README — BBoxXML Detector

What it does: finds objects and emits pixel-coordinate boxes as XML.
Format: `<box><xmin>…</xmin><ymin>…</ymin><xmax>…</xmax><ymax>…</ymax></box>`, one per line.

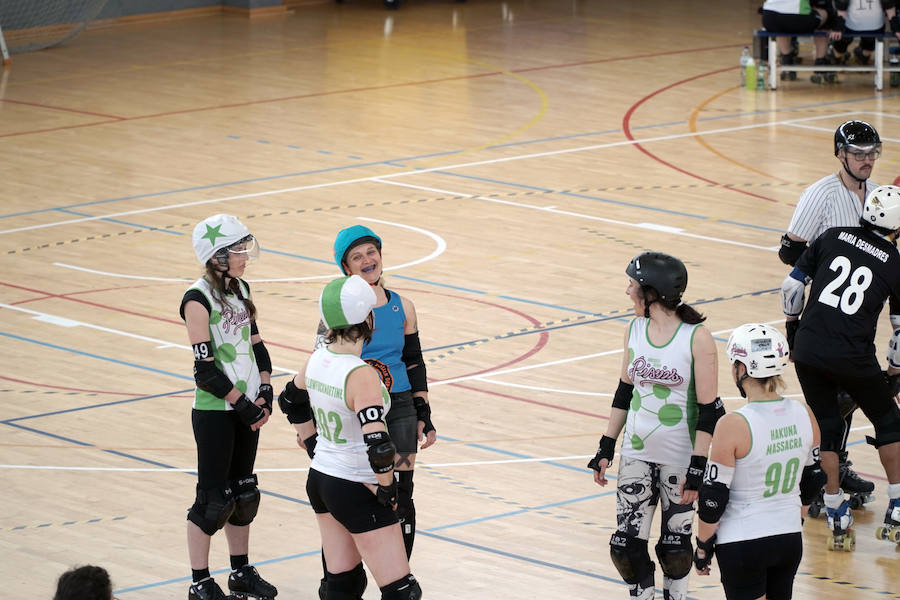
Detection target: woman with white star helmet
<box><xmin>278</xmin><ymin>275</ymin><xmax>422</xmax><ymax>600</ymax></box>
<box><xmin>181</xmin><ymin>213</ymin><xmax>277</xmax><ymax>600</ymax></box>
<box><xmin>587</xmin><ymin>250</ymin><xmax>721</xmax><ymax>600</ymax></box>
<box><xmin>693</xmin><ymin>323</ymin><xmax>821</xmax><ymax>599</ymax></box>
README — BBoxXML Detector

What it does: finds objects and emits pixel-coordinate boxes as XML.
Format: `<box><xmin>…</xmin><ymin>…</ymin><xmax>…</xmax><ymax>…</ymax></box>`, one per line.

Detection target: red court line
<box><xmin>621</xmin><ymin>67</ymin><xmax>779</xmax><ymax>204</ymax></box>
<box><xmin>1</xmin><ymin>43</ymin><xmax>744</xmax><ymax>140</ymax></box>
<box><xmin>0</xmin><ymin>375</ymin><xmax>141</xmax><ymax>396</ymax></box>
<box><xmin>0</xmin><ymin>99</ymin><xmax>125</xmax><ymax>120</ymax></box>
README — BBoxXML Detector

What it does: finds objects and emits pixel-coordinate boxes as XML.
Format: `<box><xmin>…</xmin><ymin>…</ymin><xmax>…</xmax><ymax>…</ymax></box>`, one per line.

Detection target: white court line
<box><xmin>472</xmin><ymin>378</ymin><xmax>609</xmax><ymax>396</ymax></box>
<box><xmin>0</xmin><ymin>302</ymin><xmax>297</xmax><ymax>372</ymax></box>
<box><xmin>53</xmin><ymin>217</ymin><xmax>446</xmax><ymax>283</ymax></box>
<box><xmin>0</xmin><ymin>110</ymin><xmax>867</xmax><ymax>236</ymax></box>
<box><xmin>783</xmin><ymin>122</ymin><xmax>900</xmax><ymax>143</ymax></box>
<box><xmin>377</xmin><ymin>179</ymin><xmax>775</xmax><ymax>251</ymax></box>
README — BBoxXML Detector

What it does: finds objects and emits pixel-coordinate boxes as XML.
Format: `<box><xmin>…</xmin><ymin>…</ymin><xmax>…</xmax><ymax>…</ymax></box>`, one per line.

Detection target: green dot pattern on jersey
<box><xmin>235</xmin><ymin>380</ymin><xmax>248</xmax><ymax>394</ymax></box>
<box><xmin>631</xmin><ymin>434</ymin><xmax>644</xmax><ymax>450</ymax></box>
<box><xmin>631</xmin><ymin>388</ymin><xmax>642</xmax><ymax>411</ymax></box>
<box><xmin>658</xmin><ymin>402</ymin><xmax>683</xmax><ymax>426</ymax></box>
<box><xmin>652</xmin><ymin>384</ymin><xmax>671</xmax><ymax>399</ymax></box>
<box><xmin>210</xmin><ymin>310</ymin><xmax>223</xmax><ymax>325</ymax></box>
<box><xmin>218</xmin><ymin>343</ymin><xmax>238</xmax><ymax>363</ymax></box>
<box><xmin>241</xmin><ymin>325</ymin><xmax>250</xmax><ymax>341</ymax></box>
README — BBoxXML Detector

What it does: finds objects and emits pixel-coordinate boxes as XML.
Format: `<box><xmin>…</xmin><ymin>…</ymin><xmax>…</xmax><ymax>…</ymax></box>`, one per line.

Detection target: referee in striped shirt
<box><xmin>778</xmin><ymin>119</ymin><xmax>883</xmax><ymax>505</ymax></box>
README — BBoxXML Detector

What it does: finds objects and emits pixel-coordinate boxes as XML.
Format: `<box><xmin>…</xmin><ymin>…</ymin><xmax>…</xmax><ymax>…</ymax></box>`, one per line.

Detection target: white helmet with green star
<box><xmin>192</xmin><ymin>214</ymin><xmax>256</xmax><ymax>264</ymax></box>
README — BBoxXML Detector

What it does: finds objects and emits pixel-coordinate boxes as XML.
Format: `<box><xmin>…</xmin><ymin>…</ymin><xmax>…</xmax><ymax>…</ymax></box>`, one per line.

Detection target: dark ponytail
<box><xmin>203</xmin><ymin>262</ymin><xmax>257</xmax><ymax>321</ymax></box>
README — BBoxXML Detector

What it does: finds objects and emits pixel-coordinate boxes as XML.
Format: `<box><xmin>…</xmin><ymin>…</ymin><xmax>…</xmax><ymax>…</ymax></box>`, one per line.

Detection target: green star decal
<box><xmin>202</xmin><ymin>224</ymin><xmax>226</xmax><ymax>246</ymax></box>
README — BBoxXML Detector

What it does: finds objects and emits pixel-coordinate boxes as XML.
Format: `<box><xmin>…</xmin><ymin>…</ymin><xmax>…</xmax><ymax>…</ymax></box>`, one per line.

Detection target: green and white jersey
<box><xmin>621</xmin><ymin>317</ymin><xmax>700</xmax><ymax>468</ymax></box>
<box><xmin>762</xmin><ymin>0</ymin><xmax>813</xmax><ymax>15</ymax></box>
<box><xmin>187</xmin><ymin>277</ymin><xmax>261</xmax><ymax>411</ymax></box>
<box><xmin>306</xmin><ymin>347</ymin><xmax>391</xmax><ymax>483</ymax></box>
<box><xmin>716</xmin><ymin>398</ymin><xmax>813</xmax><ymax>544</ymax></box>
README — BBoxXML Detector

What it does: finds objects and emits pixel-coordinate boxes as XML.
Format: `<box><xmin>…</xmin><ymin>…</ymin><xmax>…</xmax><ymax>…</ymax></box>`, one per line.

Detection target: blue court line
<box><xmin>0</xmin><ymin>331</ymin><xmax>192</xmax><ymax>381</ymax></box>
<box><xmin>3</xmin><ymin>97</ymin><xmax>892</xmax><ymax>221</ymax></box>
<box><xmin>1</xmin><ymin>389</ymin><xmax>193</xmax><ymax>423</ymax></box>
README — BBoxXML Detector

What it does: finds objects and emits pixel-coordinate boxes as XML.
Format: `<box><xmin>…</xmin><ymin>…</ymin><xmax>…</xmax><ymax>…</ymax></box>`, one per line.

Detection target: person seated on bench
<box><xmin>830</xmin><ymin>0</ymin><xmax>899</xmax><ymax>67</ymax></box>
<box><xmin>761</xmin><ymin>0</ymin><xmax>833</xmax><ymax>79</ymax></box>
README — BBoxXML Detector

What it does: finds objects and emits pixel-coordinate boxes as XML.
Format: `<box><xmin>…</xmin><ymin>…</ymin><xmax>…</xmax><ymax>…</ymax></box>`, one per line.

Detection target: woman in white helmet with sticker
<box><xmin>693</xmin><ymin>323</ymin><xmax>821</xmax><ymax>598</ymax></box>
<box><xmin>181</xmin><ymin>214</ymin><xmax>277</xmax><ymax>600</ymax></box>
<box><xmin>278</xmin><ymin>275</ymin><xmax>422</xmax><ymax>600</ymax></box>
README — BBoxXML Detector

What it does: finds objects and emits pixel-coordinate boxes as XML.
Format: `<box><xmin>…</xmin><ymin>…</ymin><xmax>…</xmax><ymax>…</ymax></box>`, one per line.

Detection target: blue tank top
<box><xmin>362</xmin><ymin>289</ymin><xmax>410</xmax><ymax>393</ymax></box>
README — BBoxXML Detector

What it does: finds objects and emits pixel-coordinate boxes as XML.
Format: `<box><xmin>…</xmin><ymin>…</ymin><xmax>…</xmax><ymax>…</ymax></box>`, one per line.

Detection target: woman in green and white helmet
<box><xmin>181</xmin><ymin>214</ymin><xmax>277</xmax><ymax>600</ymax></box>
<box><xmin>278</xmin><ymin>275</ymin><xmax>422</xmax><ymax>600</ymax></box>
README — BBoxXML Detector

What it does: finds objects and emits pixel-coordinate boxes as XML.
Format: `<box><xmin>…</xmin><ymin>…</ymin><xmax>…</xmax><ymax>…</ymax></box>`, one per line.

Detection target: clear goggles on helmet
<box><xmin>844</xmin><ymin>142</ymin><xmax>882</xmax><ymax>161</ymax></box>
<box><xmin>215</xmin><ymin>235</ymin><xmax>259</xmax><ymax>261</ymax></box>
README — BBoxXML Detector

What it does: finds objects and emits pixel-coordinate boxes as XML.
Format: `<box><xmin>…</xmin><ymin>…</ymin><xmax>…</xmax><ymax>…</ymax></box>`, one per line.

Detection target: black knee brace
<box><xmin>655</xmin><ymin>533</ymin><xmax>693</xmax><ymax>579</ymax></box>
<box><xmin>325</xmin><ymin>562</ymin><xmax>367</xmax><ymax>600</ymax></box>
<box><xmin>229</xmin><ymin>474</ymin><xmax>260</xmax><ymax>526</ymax></box>
<box><xmin>817</xmin><ymin>415</ymin><xmax>845</xmax><ymax>453</ymax></box>
<box><xmin>187</xmin><ymin>485</ymin><xmax>235</xmax><ymax>536</ymax></box>
<box><xmin>396</xmin><ymin>471</ymin><xmax>415</xmax><ymax>558</ymax></box>
<box><xmin>872</xmin><ymin>404</ymin><xmax>900</xmax><ymax>448</ymax></box>
<box><xmin>609</xmin><ymin>533</ymin><xmax>655</xmax><ymax>585</ymax></box>
<box><xmin>380</xmin><ymin>574</ymin><xmax>421</xmax><ymax>600</ymax></box>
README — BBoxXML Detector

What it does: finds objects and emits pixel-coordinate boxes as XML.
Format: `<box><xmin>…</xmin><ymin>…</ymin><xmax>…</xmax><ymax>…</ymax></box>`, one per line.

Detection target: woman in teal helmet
<box><xmin>323</xmin><ymin>225</ymin><xmax>435</xmax><ymax>559</ymax></box>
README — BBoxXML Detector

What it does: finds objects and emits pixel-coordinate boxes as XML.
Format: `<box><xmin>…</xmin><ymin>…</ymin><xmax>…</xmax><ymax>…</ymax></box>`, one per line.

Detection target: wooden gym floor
<box><xmin>1</xmin><ymin>0</ymin><xmax>898</xmax><ymax>598</ymax></box>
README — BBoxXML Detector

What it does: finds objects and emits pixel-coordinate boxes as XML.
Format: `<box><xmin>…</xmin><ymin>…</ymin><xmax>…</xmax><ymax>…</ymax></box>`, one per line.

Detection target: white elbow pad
<box><xmin>888</xmin><ymin>324</ymin><xmax>900</xmax><ymax>369</ymax></box>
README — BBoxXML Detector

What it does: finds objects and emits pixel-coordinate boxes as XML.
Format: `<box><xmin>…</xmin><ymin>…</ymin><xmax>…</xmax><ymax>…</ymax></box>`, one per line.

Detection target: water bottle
<box><xmin>739</xmin><ymin>46</ymin><xmax>752</xmax><ymax>85</ymax></box>
<box><xmin>757</xmin><ymin>61</ymin><xmax>767</xmax><ymax>90</ymax></box>
<box><xmin>744</xmin><ymin>55</ymin><xmax>757</xmax><ymax>89</ymax></box>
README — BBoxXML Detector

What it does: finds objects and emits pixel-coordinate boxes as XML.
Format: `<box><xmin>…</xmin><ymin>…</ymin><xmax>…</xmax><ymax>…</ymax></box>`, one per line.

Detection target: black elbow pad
<box><xmin>193</xmin><ymin>360</ymin><xmax>234</xmax><ymax>399</ymax></box>
<box><xmin>778</xmin><ymin>234</ymin><xmax>807</xmax><ymax>267</ymax></box>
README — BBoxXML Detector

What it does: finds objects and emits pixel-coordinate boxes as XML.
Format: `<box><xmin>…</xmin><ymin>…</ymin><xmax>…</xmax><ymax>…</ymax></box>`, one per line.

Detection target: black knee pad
<box><xmin>187</xmin><ymin>485</ymin><xmax>235</xmax><ymax>536</ymax></box>
<box><xmin>609</xmin><ymin>533</ymin><xmax>655</xmax><ymax>585</ymax></box>
<box><xmin>872</xmin><ymin>404</ymin><xmax>900</xmax><ymax>448</ymax></box>
<box><xmin>325</xmin><ymin>562</ymin><xmax>367</xmax><ymax>600</ymax></box>
<box><xmin>655</xmin><ymin>533</ymin><xmax>692</xmax><ymax>579</ymax></box>
<box><xmin>229</xmin><ymin>474</ymin><xmax>260</xmax><ymax>526</ymax></box>
<box><xmin>396</xmin><ymin>471</ymin><xmax>415</xmax><ymax>557</ymax></box>
<box><xmin>817</xmin><ymin>415</ymin><xmax>845</xmax><ymax>452</ymax></box>
<box><xmin>380</xmin><ymin>574</ymin><xmax>421</xmax><ymax>600</ymax></box>
<box><xmin>837</xmin><ymin>391</ymin><xmax>857</xmax><ymax>420</ymax></box>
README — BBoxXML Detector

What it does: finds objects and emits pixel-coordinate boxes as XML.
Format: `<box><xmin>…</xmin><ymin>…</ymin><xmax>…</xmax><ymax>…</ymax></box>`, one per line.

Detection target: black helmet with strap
<box><xmin>626</xmin><ymin>252</ymin><xmax>688</xmax><ymax>316</ymax></box>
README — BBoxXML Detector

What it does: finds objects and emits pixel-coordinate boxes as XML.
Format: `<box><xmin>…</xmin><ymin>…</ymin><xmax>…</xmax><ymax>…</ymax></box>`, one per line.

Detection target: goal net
<box><xmin>0</xmin><ymin>0</ymin><xmax>110</xmax><ymax>58</ymax></box>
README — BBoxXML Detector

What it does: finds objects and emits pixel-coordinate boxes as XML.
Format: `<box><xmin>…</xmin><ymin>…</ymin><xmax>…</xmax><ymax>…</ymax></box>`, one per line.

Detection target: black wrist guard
<box><xmin>376</xmin><ymin>480</ymin><xmax>398</xmax><ymax>508</ymax></box>
<box><xmin>684</xmin><ymin>455</ymin><xmax>707</xmax><ymax>492</ymax></box>
<box><xmin>233</xmin><ymin>394</ymin><xmax>266</xmax><ymax>427</ymax></box>
<box><xmin>303</xmin><ymin>433</ymin><xmax>318</xmax><ymax>459</ymax></box>
<box><xmin>785</xmin><ymin>319</ymin><xmax>799</xmax><ymax>351</ymax></box>
<box><xmin>693</xmin><ymin>534</ymin><xmax>716</xmax><ymax>571</ymax></box>
<box><xmin>587</xmin><ymin>435</ymin><xmax>617</xmax><ymax>472</ymax></box>
<box><xmin>413</xmin><ymin>396</ymin><xmax>435</xmax><ymax>434</ymax></box>
<box><xmin>257</xmin><ymin>384</ymin><xmax>273</xmax><ymax>414</ymax></box>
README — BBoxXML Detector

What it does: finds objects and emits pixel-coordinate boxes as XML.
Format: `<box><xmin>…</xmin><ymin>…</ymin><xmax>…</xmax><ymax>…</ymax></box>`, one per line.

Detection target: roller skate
<box><xmin>228</xmin><ymin>565</ymin><xmax>277</xmax><ymax>600</ymax></box>
<box><xmin>189</xmin><ymin>578</ymin><xmax>234</xmax><ymax>600</ymax></box>
<box><xmin>780</xmin><ymin>53</ymin><xmax>797</xmax><ymax>81</ymax></box>
<box><xmin>807</xmin><ymin>489</ymin><xmax>825</xmax><ymax>518</ymax></box>
<box><xmin>810</xmin><ymin>58</ymin><xmax>837</xmax><ymax>84</ymax></box>
<box><xmin>852</xmin><ymin>45</ymin><xmax>872</xmax><ymax>66</ymax></box>
<box><xmin>839</xmin><ymin>451</ymin><xmax>875</xmax><ymax>509</ymax></box>
<box><xmin>825</xmin><ymin>499</ymin><xmax>856</xmax><ymax>551</ymax></box>
<box><xmin>875</xmin><ymin>497</ymin><xmax>900</xmax><ymax>544</ymax></box>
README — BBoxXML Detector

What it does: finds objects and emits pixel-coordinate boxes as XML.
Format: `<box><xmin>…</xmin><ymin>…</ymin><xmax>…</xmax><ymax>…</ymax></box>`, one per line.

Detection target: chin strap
<box><xmin>840</xmin><ymin>162</ymin><xmax>867</xmax><ymax>190</ymax></box>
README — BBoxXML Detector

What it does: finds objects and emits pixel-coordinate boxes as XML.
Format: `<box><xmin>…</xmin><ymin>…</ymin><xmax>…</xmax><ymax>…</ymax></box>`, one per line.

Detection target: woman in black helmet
<box><xmin>587</xmin><ymin>251</ymin><xmax>721</xmax><ymax>600</ymax></box>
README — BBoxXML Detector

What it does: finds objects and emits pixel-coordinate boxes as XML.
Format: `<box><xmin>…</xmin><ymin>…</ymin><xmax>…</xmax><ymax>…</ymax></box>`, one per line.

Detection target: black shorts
<box><xmin>192</xmin><ymin>408</ymin><xmax>259</xmax><ymax>489</ymax></box>
<box><xmin>386</xmin><ymin>390</ymin><xmax>418</xmax><ymax>454</ymax></box>
<box><xmin>716</xmin><ymin>533</ymin><xmax>802</xmax><ymax>600</ymax></box>
<box><xmin>762</xmin><ymin>10</ymin><xmax>822</xmax><ymax>34</ymax></box>
<box><xmin>794</xmin><ymin>361</ymin><xmax>895</xmax><ymax>429</ymax></box>
<box><xmin>306</xmin><ymin>468</ymin><xmax>398</xmax><ymax>534</ymax></box>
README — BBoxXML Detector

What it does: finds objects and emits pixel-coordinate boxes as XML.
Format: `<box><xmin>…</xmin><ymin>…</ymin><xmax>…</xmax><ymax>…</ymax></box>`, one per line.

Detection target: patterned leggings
<box><xmin>615</xmin><ymin>456</ymin><xmax>695</xmax><ymax>600</ymax></box>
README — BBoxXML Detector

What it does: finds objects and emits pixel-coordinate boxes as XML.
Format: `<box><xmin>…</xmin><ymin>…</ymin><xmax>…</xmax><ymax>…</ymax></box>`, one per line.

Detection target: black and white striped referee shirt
<box><xmin>787</xmin><ymin>173</ymin><xmax>879</xmax><ymax>242</ymax></box>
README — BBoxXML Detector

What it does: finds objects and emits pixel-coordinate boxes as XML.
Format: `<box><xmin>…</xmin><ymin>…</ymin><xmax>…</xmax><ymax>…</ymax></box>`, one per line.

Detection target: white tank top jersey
<box><xmin>762</xmin><ymin>0</ymin><xmax>811</xmax><ymax>14</ymax></box>
<box><xmin>715</xmin><ymin>398</ymin><xmax>814</xmax><ymax>544</ymax></box>
<box><xmin>620</xmin><ymin>317</ymin><xmax>701</xmax><ymax>469</ymax></box>
<box><xmin>306</xmin><ymin>347</ymin><xmax>391</xmax><ymax>484</ymax></box>
<box><xmin>788</xmin><ymin>174</ymin><xmax>879</xmax><ymax>243</ymax></box>
<box><xmin>188</xmin><ymin>277</ymin><xmax>261</xmax><ymax>411</ymax></box>
<box><xmin>845</xmin><ymin>1</ymin><xmax>885</xmax><ymax>31</ymax></box>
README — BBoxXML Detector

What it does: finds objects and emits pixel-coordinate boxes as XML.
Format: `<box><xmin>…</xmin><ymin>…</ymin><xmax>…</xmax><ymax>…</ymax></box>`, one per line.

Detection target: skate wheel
<box><xmin>789</xmin><ymin>71</ymin><xmax>797</xmax><ymax>81</ymax></box>
<box><xmin>826</xmin><ymin>535</ymin><xmax>836</xmax><ymax>551</ymax></box>
<box><xmin>876</xmin><ymin>525</ymin><xmax>888</xmax><ymax>540</ymax></box>
<box><xmin>849</xmin><ymin>496</ymin><xmax>862</xmax><ymax>510</ymax></box>
<box><xmin>808</xmin><ymin>504</ymin><xmax>821</xmax><ymax>518</ymax></box>
<box><xmin>890</xmin><ymin>528</ymin><xmax>900</xmax><ymax>544</ymax></box>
